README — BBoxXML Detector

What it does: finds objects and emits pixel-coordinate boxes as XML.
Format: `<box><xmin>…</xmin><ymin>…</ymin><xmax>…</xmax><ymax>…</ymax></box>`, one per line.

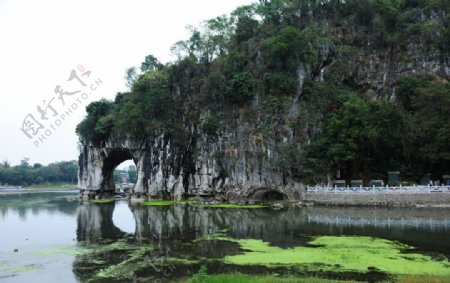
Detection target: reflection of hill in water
<box><xmin>76</xmin><ymin>202</ymin><xmax>126</xmax><ymax>242</ymax></box>
<box><xmin>75</xmin><ymin>203</ymin><xmax>450</xmax><ymax>256</ymax></box>
<box><xmin>0</xmin><ymin>191</ymin><xmax>79</xmax><ymax>219</ymax></box>
<box><xmin>73</xmin><ymin>204</ymin><xmax>450</xmax><ymax>282</ymax></box>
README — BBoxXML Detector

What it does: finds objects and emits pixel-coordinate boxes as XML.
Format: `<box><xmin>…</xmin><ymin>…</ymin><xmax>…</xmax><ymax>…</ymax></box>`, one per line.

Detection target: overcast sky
<box><xmin>0</xmin><ymin>0</ymin><xmax>254</xmax><ymax>166</ymax></box>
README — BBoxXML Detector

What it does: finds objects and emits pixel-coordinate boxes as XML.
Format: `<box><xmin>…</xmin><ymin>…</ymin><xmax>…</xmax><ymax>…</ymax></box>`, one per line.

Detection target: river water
<box><xmin>1</xmin><ymin>190</ymin><xmax>449</xmax><ymax>282</ymax></box>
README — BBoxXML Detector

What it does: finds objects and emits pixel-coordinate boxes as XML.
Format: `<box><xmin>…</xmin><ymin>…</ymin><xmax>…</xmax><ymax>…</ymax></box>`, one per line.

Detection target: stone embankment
<box><xmin>304</xmin><ymin>193</ymin><xmax>450</xmax><ymax>207</ymax></box>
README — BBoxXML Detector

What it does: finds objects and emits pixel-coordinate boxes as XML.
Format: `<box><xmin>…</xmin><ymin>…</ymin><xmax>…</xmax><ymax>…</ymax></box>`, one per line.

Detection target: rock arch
<box><xmin>78</xmin><ymin>139</ymin><xmax>151</xmax><ymax>200</ymax></box>
<box><xmin>78</xmin><ymin>136</ymin><xmax>212</xmax><ymax>201</ymax></box>
<box><xmin>101</xmin><ymin>149</ymin><xmax>135</xmax><ymax>193</ymax></box>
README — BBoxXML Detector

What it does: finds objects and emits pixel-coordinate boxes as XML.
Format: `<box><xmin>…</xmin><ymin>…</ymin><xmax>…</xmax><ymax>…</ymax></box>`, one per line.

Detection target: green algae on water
<box><xmin>143</xmin><ymin>200</ymin><xmax>192</xmax><ymax>206</ymax></box>
<box><xmin>94</xmin><ymin>246</ymin><xmax>153</xmax><ymax>280</ymax></box>
<box><xmin>163</xmin><ymin>257</ymin><xmax>199</xmax><ymax>265</ymax></box>
<box><xmin>91</xmin><ymin>199</ymin><xmax>115</xmax><ymax>204</ymax></box>
<box><xmin>85</xmin><ymin>239</ymin><xmax>199</xmax><ymax>280</ymax></box>
<box><xmin>205</xmin><ymin>236</ymin><xmax>450</xmax><ymax>276</ymax></box>
<box><xmin>89</xmin><ymin>239</ymin><xmax>132</xmax><ymax>252</ymax></box>
<box><xmin>91</xmin><ymin>247</ymin><xmax>203</xmax><ymax>280</ymax></box>
<box><xmin>0</xmin><ymin>261</ymin><xmax>42</xmax><ymax>276</ymax></box>
<box><xmin>72</xmin><ymin>239</ymin><xmax>155</xmax><ymax>281</ymax></box>
<box><xmin>195</xmin><ymin>204</ymin><xmax>268</xmax><ymax>209</ymax></box>
<box><xmin>28</xmin><ymin>241</ymin><xmax>132</xmax><ymax>258</ymax></box>
<box><xmin>30</xmin><ymin>245</ymin><xmax>87</xmax><ymax>257</ymax></box>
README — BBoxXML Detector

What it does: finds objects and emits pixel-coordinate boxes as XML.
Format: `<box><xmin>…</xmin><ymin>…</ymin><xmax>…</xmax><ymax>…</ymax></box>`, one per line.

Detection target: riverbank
<box><xmin>304</xmin><ymin>193</ymin><xmax>450</xmax><ymax>207</ymax></box>
<box><xmin>28</xmin><ymin>183</ymin><xmax>77</xmax><ymax>189</ymax></box>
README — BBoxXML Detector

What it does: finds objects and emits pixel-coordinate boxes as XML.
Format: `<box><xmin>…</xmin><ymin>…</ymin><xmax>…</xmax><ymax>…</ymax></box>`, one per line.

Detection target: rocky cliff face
<box><xmin>78</xmin><ymin>130</ymin><xmax>304</xmax><ymax>201</ymax></box>
<box><xmin>329</xmin><ymin>41</ymin><xmax>448</xmax><ymax>99</ymax></box>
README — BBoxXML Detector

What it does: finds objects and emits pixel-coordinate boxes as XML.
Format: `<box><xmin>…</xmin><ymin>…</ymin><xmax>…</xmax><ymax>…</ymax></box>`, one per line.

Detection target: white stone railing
<box><xmin>307</xmin><ymin>185</ymin><xmax>450</xmax><ymax>194</ymax></box>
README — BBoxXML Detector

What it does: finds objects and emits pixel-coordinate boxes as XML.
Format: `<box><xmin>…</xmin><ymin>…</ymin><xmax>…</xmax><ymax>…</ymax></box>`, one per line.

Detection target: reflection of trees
<box><xmin>129</xmin><ymin>205</ymin><xmax>450</xmax><ymax>252</ymax></box>
<box><xmin>129</xmin><ymin>205</ymin><xmax>307</xmax><ymax>247</ymax></box>
<box><xmin>76</xmin><ymin>202</ymin><xmax>126</xmax><ymax>242</ymax></box>
<box><xmin>0</xmin><ymin>192</ymin><xmax>79</xmax><ymax>220</ymax></box>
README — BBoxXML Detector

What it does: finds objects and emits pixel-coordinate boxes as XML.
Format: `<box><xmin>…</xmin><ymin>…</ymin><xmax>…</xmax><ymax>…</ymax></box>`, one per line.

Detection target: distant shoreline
<box><xmin>0</xmin><ymin>183</ymin><xmax>77</xmax><ymax>190</ymax></box>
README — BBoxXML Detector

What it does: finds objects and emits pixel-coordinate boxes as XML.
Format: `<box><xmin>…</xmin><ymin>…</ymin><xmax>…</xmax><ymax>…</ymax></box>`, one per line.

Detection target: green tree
<box><xmin>114</xmin><ymin>102</ymin><xmax>144</xmax><ymax>136</ymax></box>
<box><xmin>76</xmin><ymin>99</ymin><xmax>114</xmax><ymax>143</ymax></box>
<box><xmin>125</xmin><ymin>67</ymin><xmax>138</xmax><ymax>89</ymax></box>
<box><xmin>310</xmin><ymin>97</ymin><xmax>409</xmax><ymax>179</ymax></box>
<box><xmin>128</xmin><ymin>165</ymin><xmax>137</xmax><ymax>183</ymax></box>
<box><xmin>141</xmin><ymin>54</ymin><xmax>162</xmax><ymax>72</ymax></box>
<box><xmin>410</xmin><ymin>78</ymin><xmax>450</xmax><ymax>175</ymax></box>
<box><xmin>202</xmin><ymin>114</ymin><xmax>221</xmax><ymax>136</ymax></box>
<box><xmin>0</xmin><ymin>160</ymin><xmax>78</xmax><ymax>186</ymax></box>
<box><xmin>257</xmin><ymin>0</ymin><xmax>286</xmax><ymax>25</ymax></box>
<box><xmin>226</xmin><ymin>72</ymin><xmax>254</xmax><ymax>104</ymax></box>
<box><xmin>266</xmin><ymin>26</ymin><xmax>303</xmax><ymax>71</ymax></box>
<box><xmin>233</xmin><ymin>15</ymin><xmax>259</xmax><ymax>48</ymax></box>
<box><xmin>2</xmin><ymin>160</ymin><xmax>10</xmax><ymax>168</ymax></box>
<box><xmin>396</xmin><ymin>76</ymin><xmax>428</xmax><ymax>111</ymax></box>
<box><xmin>115</xmin><ymin>69</ymin><xmax>172</xmax><ymax>137</ymax></box>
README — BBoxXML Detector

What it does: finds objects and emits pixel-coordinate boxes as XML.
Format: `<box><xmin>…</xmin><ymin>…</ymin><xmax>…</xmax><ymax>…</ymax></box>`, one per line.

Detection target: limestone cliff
<box><xmin>78</xmin><ymin>131</ymin><xmax>304</xmax><ymax>201</ymax></box>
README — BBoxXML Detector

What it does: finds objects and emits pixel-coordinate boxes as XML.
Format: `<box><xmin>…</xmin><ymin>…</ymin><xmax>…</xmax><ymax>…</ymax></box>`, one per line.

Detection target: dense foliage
<box><xmin>0</xmin><ymin>159</ymin><xmax>78</xmax><ymax>187</ymax></box>
<box><xmin>76</xmin><ymin>0</ymin><xmax>449</xmax><ymax>183</ymax></box>
<box><xmin>113</xmin><ymin>165</ymin><xmax>137</xmax><ymax>184</ymax></box>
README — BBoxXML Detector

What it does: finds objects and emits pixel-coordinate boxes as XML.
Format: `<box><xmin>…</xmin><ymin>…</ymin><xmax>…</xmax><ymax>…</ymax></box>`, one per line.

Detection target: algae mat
<box><xmin>143</xmin><ymin>200</ymin><xmax>192</xmax><ymax>206</ymax></box>
<box><xmin>91</xmin><ymin>199</ymin><xmax>115</xmax><ymax>204</ymax></box>
<box><xmin>211</xmin><ymin>236</ymin><xmax>450</xmax><ymax>276</ymax></box>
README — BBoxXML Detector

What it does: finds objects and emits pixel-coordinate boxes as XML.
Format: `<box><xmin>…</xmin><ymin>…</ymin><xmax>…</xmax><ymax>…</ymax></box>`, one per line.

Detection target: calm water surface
<box><xmin>1</xmin><ymin>190</ymin><xmax>450</xmax><ymax>282</ymax></box>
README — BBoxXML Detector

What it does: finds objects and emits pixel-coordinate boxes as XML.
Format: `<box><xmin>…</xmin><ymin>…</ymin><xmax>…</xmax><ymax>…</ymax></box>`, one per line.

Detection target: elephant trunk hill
<box><xmin>76</xmin><ymin>0</ymin><xmax>450</xmax><ymax>201</ymax></box>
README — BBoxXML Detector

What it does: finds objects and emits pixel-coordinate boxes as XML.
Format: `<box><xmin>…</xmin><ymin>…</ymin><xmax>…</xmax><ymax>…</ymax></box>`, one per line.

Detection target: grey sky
<box><xmin>0</xmin><ymin>0</ymin><xmax>254</xmax><ymax>166</ymax></box>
